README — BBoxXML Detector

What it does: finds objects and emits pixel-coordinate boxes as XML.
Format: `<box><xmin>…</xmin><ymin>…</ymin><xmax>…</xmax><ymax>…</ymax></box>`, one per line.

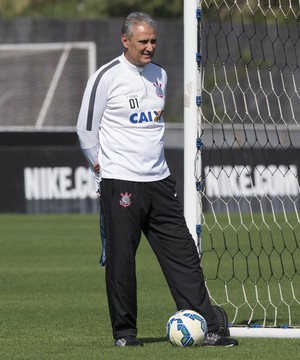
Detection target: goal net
<box><xmin>0</xmin><ymin>42</ymin><xmax>96</xmax><ymax>131</ymax></box>
<box><xmin>184</xmin><ymin>0</ymin><xmax>300</xmax><ymax>337</ymax></box>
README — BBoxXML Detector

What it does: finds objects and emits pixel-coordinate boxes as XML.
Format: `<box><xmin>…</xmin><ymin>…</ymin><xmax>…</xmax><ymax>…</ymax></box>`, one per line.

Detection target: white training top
<box><xmin>77</xmin><ymin>53</ymin><xmax>170</xmax><ymax>183</ymax></box>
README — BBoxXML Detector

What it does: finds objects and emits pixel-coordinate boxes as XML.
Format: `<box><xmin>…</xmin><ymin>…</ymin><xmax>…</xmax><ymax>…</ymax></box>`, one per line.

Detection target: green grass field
<box><xmin>1</xmin><ymin>214</ymin><xmax>300</xmax><ymax>360</ymax></box>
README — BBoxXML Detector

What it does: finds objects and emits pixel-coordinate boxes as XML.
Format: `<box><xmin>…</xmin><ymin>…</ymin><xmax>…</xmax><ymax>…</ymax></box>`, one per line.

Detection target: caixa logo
<box><xmin>129</xmin><ymin>109</ymin><xmax>163</xmax><ymax>124</ymax></box>
<box><xmin>24</xmin><ymin>167</ymin><xmax>98</xmax><ymax>200</ymax></box>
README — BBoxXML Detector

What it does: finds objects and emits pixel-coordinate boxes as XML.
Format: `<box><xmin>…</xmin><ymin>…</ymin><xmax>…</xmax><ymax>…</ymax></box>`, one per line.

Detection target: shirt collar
<box><xmin>121</xmin><ymin>53</ymin><xmax>146</xmax><ymax>73</ymax></box>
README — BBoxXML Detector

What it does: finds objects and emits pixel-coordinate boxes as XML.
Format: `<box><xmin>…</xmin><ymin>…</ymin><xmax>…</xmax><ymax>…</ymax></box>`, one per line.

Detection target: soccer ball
<box><xmin>166</xmin><ymin>309</ymin><xmax>207</xmax><ymax>347</ymax></box>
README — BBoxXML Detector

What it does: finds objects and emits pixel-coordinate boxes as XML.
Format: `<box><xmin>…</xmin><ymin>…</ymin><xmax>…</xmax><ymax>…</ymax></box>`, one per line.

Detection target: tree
<box><xmin>0</xmin><ymin>0</ymin><xmax>183</xmax><ymax>18</ymax></box>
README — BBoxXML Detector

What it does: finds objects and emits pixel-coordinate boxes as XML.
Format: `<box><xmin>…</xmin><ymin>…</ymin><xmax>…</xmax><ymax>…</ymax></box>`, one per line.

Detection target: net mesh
<box><xmin>0</xmin><ymin>43</ymin><xmax>94</xmax><ymax>130</ymax></box>
<box><xmin>198</xmin><ymin>0</ymin><xmax>300</xmax><ymax>328</ymax></box>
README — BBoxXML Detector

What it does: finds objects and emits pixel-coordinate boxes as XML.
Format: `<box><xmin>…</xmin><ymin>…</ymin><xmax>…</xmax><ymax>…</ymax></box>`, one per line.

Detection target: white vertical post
<box><xmin>88</xmin><ymin>42</ymin><xmax>97</xmax><ymax>77</ymax></box>
<box><xmin>35</xmin><ymin>44</ymin><xmax>72</xmax><ymax>128</ymax></box>
<box><xmin>184</xmin><ymin>0</ymin><xmax>199</xmax><ymax>243</ymax></box>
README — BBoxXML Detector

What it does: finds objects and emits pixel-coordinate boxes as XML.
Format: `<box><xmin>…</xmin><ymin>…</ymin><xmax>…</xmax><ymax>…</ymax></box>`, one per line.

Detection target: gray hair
<box><xmin>121</xmin><ymin>12</ymin><xmax>157</xmax><ymax>39</ymax></box>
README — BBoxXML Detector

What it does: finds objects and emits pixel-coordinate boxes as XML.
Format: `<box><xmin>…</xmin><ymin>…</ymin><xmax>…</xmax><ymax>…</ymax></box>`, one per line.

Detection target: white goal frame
<box><xmin>0</xmin><ymin>42</ymin><xmax>96</xmax><ymax>132</ymax></box>
<box><xmin>183</xmin><ymin>0</ymin><xmax>300</xmax><ymax>338</ymax></box>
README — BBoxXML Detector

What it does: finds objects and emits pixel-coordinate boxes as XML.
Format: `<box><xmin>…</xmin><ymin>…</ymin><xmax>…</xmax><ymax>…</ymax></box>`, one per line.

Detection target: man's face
<box><xmin>121</xmin><ymin>23</ymin><xmax>157</xmax><ymax>67</ymax></box>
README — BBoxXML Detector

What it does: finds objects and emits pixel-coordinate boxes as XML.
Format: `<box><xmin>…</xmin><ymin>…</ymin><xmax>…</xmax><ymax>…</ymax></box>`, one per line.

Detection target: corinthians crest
<box><xmin>119</xmin><ymin>192</ymin><xmax>132</xmax><ymax>207</ymax></box>
<box><xmin>153</xmin><ymin>81</ymin><xmax>164</xmax><ymax>98</ymax></box>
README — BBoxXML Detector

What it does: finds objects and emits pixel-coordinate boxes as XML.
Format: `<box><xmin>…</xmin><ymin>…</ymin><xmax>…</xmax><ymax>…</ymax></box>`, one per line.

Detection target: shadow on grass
<box><xmin>141</xmin><ymin>337</ymin><xmax>167</xmax><ymax>344</ymax></box>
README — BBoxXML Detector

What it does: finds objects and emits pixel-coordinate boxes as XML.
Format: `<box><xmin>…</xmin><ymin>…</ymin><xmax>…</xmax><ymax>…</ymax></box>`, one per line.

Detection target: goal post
<box><xmin>183</xmin><ymin>0</ymin><xmax>201</xmax><ymax>245</ymax></box>
<box><xmin>184</xmin><ymin>0</ymin><xmax>300</xmax><ymax>338</ymax></box>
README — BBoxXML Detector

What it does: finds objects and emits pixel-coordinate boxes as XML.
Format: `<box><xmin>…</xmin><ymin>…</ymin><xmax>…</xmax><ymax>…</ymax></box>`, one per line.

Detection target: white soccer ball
<box><xmin>166</xmin><ymin>309</ymin><xmax>207</xmax><ymax>347</ymax></box>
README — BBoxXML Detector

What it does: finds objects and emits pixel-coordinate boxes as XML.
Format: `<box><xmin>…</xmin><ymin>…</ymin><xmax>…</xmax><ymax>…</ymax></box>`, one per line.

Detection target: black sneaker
<box><xmin>114</xmin><ymin>336</ymin><xmax>144</xmax><ymax>347</ymax></box>
<box><xmin>203</xmin><ymin>331</ymin><xmax>238</xmax><ymax>347</ymax></box>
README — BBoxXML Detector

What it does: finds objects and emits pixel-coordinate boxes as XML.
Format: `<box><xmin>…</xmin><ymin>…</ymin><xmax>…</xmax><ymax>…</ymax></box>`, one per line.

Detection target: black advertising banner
<box><xmin>0</xmin><ymin>133</ymin><xmax>184</xmax><ymax>213</ymax></box>
<box><xmin>201</xmin><ymin>147</ymin><xmax>300</xmax><ymax>213</ymax></box>
<box><xmin>0</xmin><ymin>146</ymin><xmax>99</xmax><ymax>213</ymax></box>
<box><xmin>0</xmin><ymin>133</ymin><xmax>299</xmax><ymax>214</ymax></box>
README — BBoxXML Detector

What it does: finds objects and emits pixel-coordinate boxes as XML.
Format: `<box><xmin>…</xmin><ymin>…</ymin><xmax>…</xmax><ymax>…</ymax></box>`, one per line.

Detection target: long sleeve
<box><xmin>76</xmin><ymin>62</ymin><xmax>112</xmax><ymax>182</ymax></box>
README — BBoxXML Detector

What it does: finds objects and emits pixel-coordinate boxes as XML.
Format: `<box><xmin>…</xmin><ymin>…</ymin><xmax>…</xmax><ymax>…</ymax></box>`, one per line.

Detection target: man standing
<box><xmin>77</xmin><ymin>12</ymin><xmax>238</xmax><ymax>347</ymax></box>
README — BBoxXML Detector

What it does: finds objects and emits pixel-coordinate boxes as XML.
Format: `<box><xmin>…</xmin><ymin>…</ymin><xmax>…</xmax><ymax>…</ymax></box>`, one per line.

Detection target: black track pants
<box><xmin>100</xmin><ymin>176</ymin><xmax>219</xmax><ymax>339</ymax></box>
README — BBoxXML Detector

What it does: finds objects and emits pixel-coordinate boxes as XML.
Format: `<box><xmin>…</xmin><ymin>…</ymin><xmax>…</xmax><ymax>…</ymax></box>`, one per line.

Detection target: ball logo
<box><xmin>119</xmin><ymin>192</ymin><xmax>132</xmax><ymax>207</ymax></box>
